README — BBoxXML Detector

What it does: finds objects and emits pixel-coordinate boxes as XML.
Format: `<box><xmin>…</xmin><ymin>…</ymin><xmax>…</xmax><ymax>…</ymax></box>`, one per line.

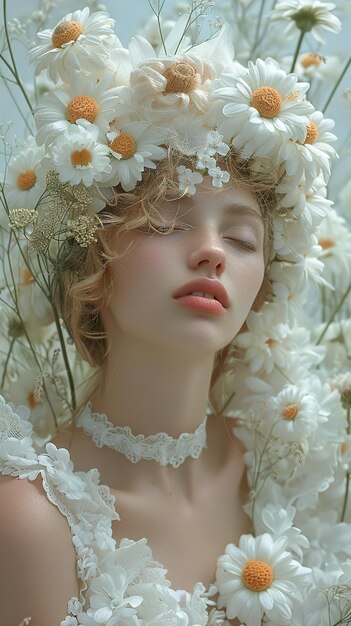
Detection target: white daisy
<box><xmin>332</xmin><ymin>372</ymin><xmax>351</xmax><ymax>410</ymax></box>
<box><xmin>6</xmin><ymin>361</ymin><xmax>62</xmax><ymax>440</ymax></box>
<box><xmin>273</xmin><ymin>213</ymin><xmax>316</xmax><ymax>261</ymax></box>
<box><xmin>34</xmin><ymin>74</ymin><xmax>121</xmax><ymax>147</ymax></box>
<box><xmin>316</xmin><ymin>207</ymin><xmax>351</xmax><ymax>291</ymax></box>
<box><xmin>212</xmin><ymin>58</ymin><xmax>313</xmax><ymax>158</ymax></box>
<box><xmin>256</xmin><ymin>504</ymin><xmax>310</xmax><ymax>560</ymax></box>
<box><xmin>5</xmin><ymin>136</ymin><xmax>46</xmax><ymax>210</ymax></box>
<box><xmin>238</xmin><ymin>307</ymin><xmax>321</xmax><ymax>373</ymax></box>
<box><xmin>126</xmin><ymin>19</ymin><xmax>235</xmax><ymax>125</ymax></box>
<box><xmin>103</xmin><ymin>121</ymin><xmax>166</xmax><ymax>192</ymax></box>
<box><xmin>7</xmin><ymin>245</ymin><xmax>54</xmax><ymax>327</ymax></box>
<box><xmin>296</xmin><ymin>52</ymin><xmax>341</xmax><ymax>84</ymax></box>
<box><xmin>274</xmin><ymin>174</ymin><xmax>331</xmax><ymax>234</ymax></box>
<box><xmin>234</xmin><ymin>309</ymin><xmax>293</xmax><ymax>374</ymax></box>
<box><xmin>303</xmin><ymin>176</ymin><xmax>333</xmax><ymax>230</ymax></box>
<box><xmin>129</xmin><ymin>50</ymin><xmax>216</xmax><ymax>123</ymax></box>
<box><xmin>48</xmin><ymin>123</ymin><xmax>111</xmax><ymax>187</ymax></box>
<box><xmin>271</xmin><ymin>0</ymin><xmax>341</xmax><ymax>44</ymax></box>
<box><xmin>268</xmin><ymin>384</ymin><xmax>320</xmax><ymax>442</ymax></box>
<box><xmin>268</xmin><ymin>261</ymin><xmax>307</xmax><ymax>322</ymax></box>
<box><xmin>29</xmin><ymin>7</ymin><xmax>116</xmax><ymax>83</ymax></box>
<box><xmin>274</xmin><ymin>110</ymin><xmax>337</xmax><ymax>187</ymax></box>
<box><xmin>216</xmin><ymin>533</ymin><xmax>311</xmax><ymax>626</ymax></box>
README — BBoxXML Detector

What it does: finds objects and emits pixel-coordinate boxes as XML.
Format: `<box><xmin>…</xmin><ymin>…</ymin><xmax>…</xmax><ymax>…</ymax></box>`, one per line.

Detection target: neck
<box><xmin>90</xmin><ymin>332</ymin><xmax>215</xmax><ymax>438</ymax></box>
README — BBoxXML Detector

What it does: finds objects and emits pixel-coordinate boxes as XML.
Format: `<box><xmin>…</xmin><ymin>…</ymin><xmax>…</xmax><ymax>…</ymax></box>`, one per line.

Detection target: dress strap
<box><xmin>0</xmin><ymin>395</ymin><xmax>118</xmax><ymax>602</ymax></box>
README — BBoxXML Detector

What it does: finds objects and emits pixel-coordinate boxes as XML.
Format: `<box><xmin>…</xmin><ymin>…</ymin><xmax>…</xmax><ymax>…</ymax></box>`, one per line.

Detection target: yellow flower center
<box><xmin>301</xmin><ymin>53</ymin><xmax>323</xmax><ymax>68</ymax></box>
<box><xmin>71</xmin><ymin>148</ymin><xmax>92</xmax><ymax>167</ymax></box>
<box><xmin>66</xmin><ymin>95</ymin><xmax>100</xmax><ymax>124</ymax></box>
<box><xmin>266</xmin><ymin>338</ymin><xmax>277</xmax><ymax>347</ymax></box>
<box><xmin>109</xmin><ymin>133</ymin><xmax>137</xmax><ymax>159</ymax></box>
<box><xmin>163</xmin><ymin>61</ymin><xmax>198</xmax><ymax>94</ymax></box>
<box><xmin>341</xmin><ymin>442</ymin><xmax>348</xmax><ymax>456</ymax></box>
<box><xmin>282</xmin><ymin>403</ymin><xmax>299</xmax><ymax>421</ymax></box>
<box><xmin>319</xmin><ymin>238</ymin><xmax>335</xmax><ymax>249</ymax></box>
<box><xmin>52</xmin><ymin>20</ymin><xmax>84</xmax><ymax>48</ymax></box>
<box><xmin>27</xmin><ymin>391</ymin><xmax>39</xmax><ymax>409</ymax></box>
<box><xmin>242</xmin><ymin>559</ymin><xmax>274</xmax><ymax>592</ymax></box>
<box><xmin>251</xmin><ymin>86</ymin><xmax>282</xmax><ymax>119</ymax></box>
<box><xmin>17</xmin><ymin>170</ymin><xmax>36</xmax><ymax>191</ymax></box>
<box><xmin>21</xmin><ymin>267</ymin><xmax>35</xmax><ymax>287</ymax></box>
<box><xmin>304</xmin><ymin>121</ymin><xmax>319</xmax><ymax>145</ymax></box>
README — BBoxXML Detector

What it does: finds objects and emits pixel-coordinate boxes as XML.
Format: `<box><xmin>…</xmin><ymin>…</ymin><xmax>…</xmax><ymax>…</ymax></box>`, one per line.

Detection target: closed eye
<box><xmin>224</xmin><ymin>238</ymin><xmax>257</xmax><ymax>252</ymax></box>
<box><xmin>154</xmin><ymin>223</ymin><xmax>190</xmax><ymax>234</ymax></box>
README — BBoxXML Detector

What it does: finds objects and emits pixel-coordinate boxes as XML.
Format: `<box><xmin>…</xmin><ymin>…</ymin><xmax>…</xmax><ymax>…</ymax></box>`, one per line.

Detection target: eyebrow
<box><xmin>224</xmin><ymin>204</ymin><xmax>264</xmax><ymax>222</ymax></box>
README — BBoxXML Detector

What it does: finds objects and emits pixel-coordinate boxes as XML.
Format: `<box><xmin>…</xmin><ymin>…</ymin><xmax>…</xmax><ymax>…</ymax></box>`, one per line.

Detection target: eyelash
<box><xmin>224</xmin><ymin>238</ymin><xmax>256</xmax><ymax>252</ymax></box>
<box><xmin>154</xmin><ymin>225</ymin><xmax>187</xmax><ymax>234</ymax></box>
<box><xmin>152</xmin><ymin>226</ymin><xmax>256</xmax><ymax>252</ymax></box>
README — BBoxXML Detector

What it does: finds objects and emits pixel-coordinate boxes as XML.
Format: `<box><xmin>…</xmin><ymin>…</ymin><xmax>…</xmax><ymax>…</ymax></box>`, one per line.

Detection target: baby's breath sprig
<box><xmin>8</xmin><ymin>207</ymin><xmax>37</xmax><ymax>230</ymax></box>
<box><xmin>147</xmin><ymin>0</ymin><xmax>217</xmax><ymax>55</ymax></box>
<box><xmin>248</xmin><ymin>417</ymin><xmax>299</xmax><ymax>531</ymax></box>
<box><xmin>174</xmin><ymin>0</ymin><xmax>217</xmax><ymax>53</ymax></box>
<box><xmin>0</xmin><ymin>231</ymin><xmax>60</xmax><ymax>423</ymax></box>
<box><xmin>325</xmin><ymin>585</ymin><xmax>351</xmax><ymax>626</ymax></box>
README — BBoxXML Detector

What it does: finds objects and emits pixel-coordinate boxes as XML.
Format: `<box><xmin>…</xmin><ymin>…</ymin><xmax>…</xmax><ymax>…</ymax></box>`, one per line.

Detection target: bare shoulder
<box><xmin>0</xmin><ymin>473</ymin><xmax>79</xmax><ymax>626</ymax></box>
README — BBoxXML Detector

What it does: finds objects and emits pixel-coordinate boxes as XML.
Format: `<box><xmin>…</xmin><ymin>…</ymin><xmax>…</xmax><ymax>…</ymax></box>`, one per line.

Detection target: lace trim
<box><xmin>76</xmin><ymin>402</ymin><xmax>208</xmax><ymax>468</ymax></box>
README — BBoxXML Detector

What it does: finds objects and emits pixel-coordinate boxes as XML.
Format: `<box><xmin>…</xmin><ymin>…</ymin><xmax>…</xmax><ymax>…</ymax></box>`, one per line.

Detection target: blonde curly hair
<box><xmin>57</xmin><ymin>149</ymin><xmax>280</xmax><ymax>413</ymax></box>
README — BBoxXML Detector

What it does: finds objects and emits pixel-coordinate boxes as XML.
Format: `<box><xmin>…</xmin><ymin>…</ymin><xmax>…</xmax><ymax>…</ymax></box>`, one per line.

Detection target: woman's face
<box><xmin>103</xmin><ymin>177</ymin><xmax>266</xmax><ymax>357</ymax></box>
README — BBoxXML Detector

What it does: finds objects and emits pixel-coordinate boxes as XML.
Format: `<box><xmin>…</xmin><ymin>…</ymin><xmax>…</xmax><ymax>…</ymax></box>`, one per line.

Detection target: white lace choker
<box><xmin>76</xmin><ymin>403</ymin><xmax>208</xmax><ymax>468</ymax></box>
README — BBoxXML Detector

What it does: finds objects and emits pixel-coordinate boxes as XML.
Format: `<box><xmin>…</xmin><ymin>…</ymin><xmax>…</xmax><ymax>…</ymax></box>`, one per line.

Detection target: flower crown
<box><xmin>6</xmin><ymin>4</ymin><xmax>337</xmax><ymax>284</ymax></box>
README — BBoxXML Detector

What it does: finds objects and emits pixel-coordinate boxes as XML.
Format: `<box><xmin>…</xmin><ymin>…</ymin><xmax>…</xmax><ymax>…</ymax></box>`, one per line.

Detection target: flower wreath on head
<box><xmin>2</xmin><ymin>1</ymin><xmax>351</xmax><ymax>625</ymax></box>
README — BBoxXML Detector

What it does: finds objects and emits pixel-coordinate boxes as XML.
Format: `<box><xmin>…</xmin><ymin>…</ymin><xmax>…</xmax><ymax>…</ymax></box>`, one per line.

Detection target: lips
<box><xmin>173</xmin><ymin>278</ymin><xmax>229</xmax><ymax>308</ymax></box>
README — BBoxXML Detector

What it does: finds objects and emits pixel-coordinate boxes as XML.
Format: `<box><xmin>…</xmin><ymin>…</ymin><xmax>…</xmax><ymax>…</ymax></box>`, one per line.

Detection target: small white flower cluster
<box><xmin>4</xmin><ymin>4</ymin><xmax>337</xmax><ymax>266</ymax></box>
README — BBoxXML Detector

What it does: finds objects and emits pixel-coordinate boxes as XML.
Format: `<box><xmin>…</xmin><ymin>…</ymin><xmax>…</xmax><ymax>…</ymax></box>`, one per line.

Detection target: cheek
<box><xmin>108</xmin><ymin>239</ymin><xmax>174</xmax><ymax>307</ymax></box>
<box><xmin>232</xmin><ymin>255</ymin><xmax>265</xmax><ymax>303</ymax></box>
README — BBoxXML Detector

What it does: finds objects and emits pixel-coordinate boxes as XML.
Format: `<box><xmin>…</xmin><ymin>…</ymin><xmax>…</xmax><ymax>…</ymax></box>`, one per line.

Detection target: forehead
<box><xmin>162</xmin><ymin>176</ymin><xmax>262</xmax><ymax>220</ymax></box>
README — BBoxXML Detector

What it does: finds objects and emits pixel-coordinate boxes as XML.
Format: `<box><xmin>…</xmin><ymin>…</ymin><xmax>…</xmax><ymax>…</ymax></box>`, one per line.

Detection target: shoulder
<box><xmin>0</xmin><ymin>472</ymin><xmax>79</xmax><ymax>626</ymax></box>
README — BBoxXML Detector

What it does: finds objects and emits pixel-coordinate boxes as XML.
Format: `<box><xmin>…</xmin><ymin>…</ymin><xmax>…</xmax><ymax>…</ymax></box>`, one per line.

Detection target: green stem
<box><xmin>220</xmin><ymin>390</ymin><xmax>236</xmax><ymax>416</ymax></box>
<box><xmin>316</xmin><ymin>282</ymin><xmax>351</xmax><ymax>345</ymax></box>
<box><xmin>4</xmin><ymin>234</ymin><xmax>58</xmax><ymax>426</ymax></box>
<box><xmin>2</xmin><ymin>73</ymin><xmax>33</xmax><ymax>133</ymax></box>
<box><xmin>2</xmin><ymin>0</ymin><xmax>34</xmax><ymax>116</ymax></box>
<box><xmin>340</xmin><ymin>472</ymin><xmax>350</xmax><ymax>523</ymax></box>
<box><xmin>290</xmin><ymin>29</ymin><xmax>305</xmax><ymax>73</ymax></box>
<box><xmin>14</xmin><ymin>238</ymin><xmax>77</xmax><ymax>415</ymax></box>
<box><xmin>322</xmin><ymin>55</ymin><xmax>351</xmax><ymax>113</ymax></box>
<box><xmin>51</xmin><ymin>301</ymin><xmax>76</xmax><ymax>412</ymax></box>
<box><xmin>340</xmin><ymin>408</ymin><xmax>351</xmax><ymax>523</ymax></box>
<box><xmin>251</xmin><ymin>0</ymin><xmax>267</xmax><ymax>56</ymax></box>
<box><xmin>1</xmin><ymin>335</ymin><xmax>16</xmax><ymax>389</ymax></box>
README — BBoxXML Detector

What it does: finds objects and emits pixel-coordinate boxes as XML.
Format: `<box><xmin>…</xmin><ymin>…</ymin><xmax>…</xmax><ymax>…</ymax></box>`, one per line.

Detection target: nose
<box><xmin>188</xmin><ymin>229</ymin><xmax>226</xmax><ymax>276</ymax></box>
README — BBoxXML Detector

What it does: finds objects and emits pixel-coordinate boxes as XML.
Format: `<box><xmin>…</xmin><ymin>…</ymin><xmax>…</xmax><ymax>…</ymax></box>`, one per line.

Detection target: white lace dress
<box><xmin>0</xmin><ymin>396</ymin><xmax>228</xmax><ymax>626</ymax></box>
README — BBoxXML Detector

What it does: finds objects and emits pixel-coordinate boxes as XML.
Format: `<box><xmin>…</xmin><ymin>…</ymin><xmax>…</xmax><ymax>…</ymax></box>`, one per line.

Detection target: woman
<box><xmin>0</xmin><ymin>5</ymin><xmax>347</xmax><ymax>626</ymax></box>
